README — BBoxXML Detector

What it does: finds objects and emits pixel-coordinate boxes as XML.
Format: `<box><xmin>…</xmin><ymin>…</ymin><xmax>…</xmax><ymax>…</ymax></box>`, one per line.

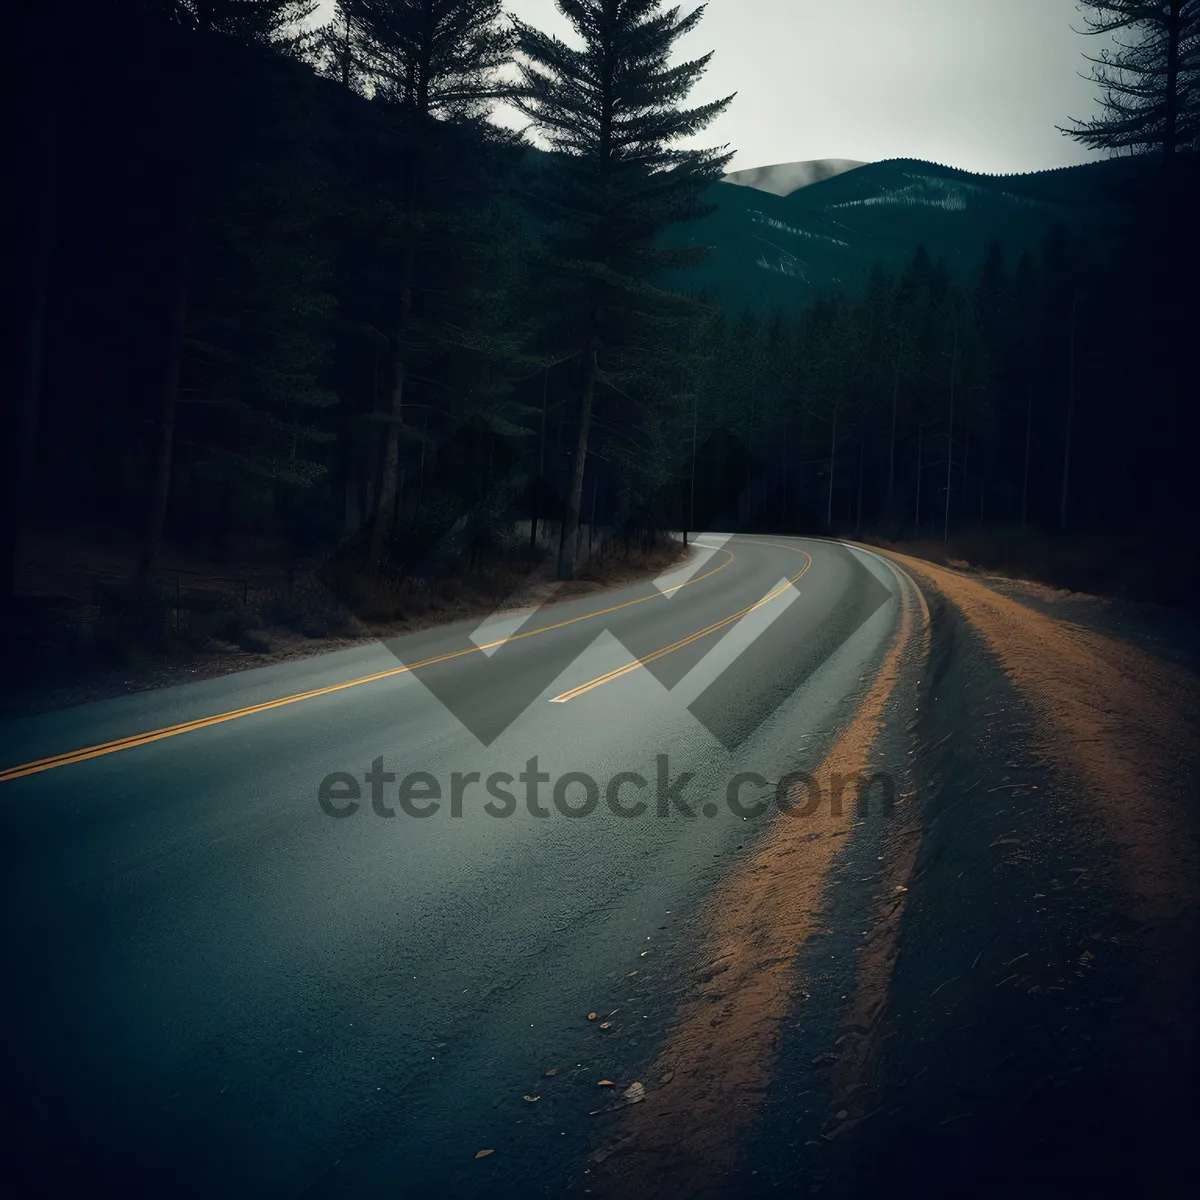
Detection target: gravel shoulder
<box><xmin>797</xmin><ymin>550</ymin><xmax>1200</xmax><ymax>1200</ymax></box>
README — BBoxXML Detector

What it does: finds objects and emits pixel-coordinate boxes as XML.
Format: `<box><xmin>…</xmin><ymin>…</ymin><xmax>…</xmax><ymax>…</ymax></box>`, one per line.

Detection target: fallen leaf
<box><xmin>597</xmin><ymin>1080</ymin><xmax>615</xmax><ymax>1087</ymax></box>
<box><xmin>623</xmin><ymin>1082</ymin><xmax>646</xmax><ymax>1104</ymax></box>
<box><xmin>475</xmin><ymin>1149</ymin><xmax>494</xmax><ymax>1159</ymax></box>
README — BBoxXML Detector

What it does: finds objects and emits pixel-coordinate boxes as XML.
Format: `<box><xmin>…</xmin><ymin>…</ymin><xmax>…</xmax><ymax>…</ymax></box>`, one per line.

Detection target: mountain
<box><xmin>662</xmin><ymin>155</ymin><xmax>1141</xmax><ymax>310</ymax></box>
<box><xmin>721</xmin><ymin>158</ymin><xmax>866</xmax><ymax>196</ymax></box>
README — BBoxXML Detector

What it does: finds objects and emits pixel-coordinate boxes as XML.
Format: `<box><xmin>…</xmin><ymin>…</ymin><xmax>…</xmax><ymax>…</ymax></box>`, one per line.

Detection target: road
<box><xmin>1</xmin><ymin>535</ymin><xmax>904</xmax><ymax>1198</ymax></box>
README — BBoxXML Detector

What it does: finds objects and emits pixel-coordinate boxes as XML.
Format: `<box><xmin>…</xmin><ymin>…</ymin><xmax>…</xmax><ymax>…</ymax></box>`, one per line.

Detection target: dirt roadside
<box><xmin>805</xmin><ymin>546</ymin><xmax>1200</xmax><ymax>1200</ymax></box>
<box><xmin>581</xmin><ymin>546</ymin><xmax>1198</xmax><ymax>1199</ymax></box>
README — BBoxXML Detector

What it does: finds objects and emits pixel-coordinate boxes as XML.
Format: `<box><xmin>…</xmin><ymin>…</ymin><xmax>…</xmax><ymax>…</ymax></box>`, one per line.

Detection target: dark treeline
<box><xmin>693</xmin><ymin>221</ymin><xmax>1188</xmax><ymax>549</ymax></box>
<box><xmin>8</xmin><ymin>0</ymin><xmax>1200</xmax><ymax>646</ymax></box>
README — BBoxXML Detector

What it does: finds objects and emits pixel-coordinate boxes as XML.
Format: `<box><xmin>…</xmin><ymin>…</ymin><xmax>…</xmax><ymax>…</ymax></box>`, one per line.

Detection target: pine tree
<box><xmin>157</xmin><ymin>1</ymin><xmax>319</xmax><ymax>50</ymax></box>
<box><xmin>1058</xmin><ymin>4</ymin><xmax>1198</xmax><ymax>523</ymax></box>
<box><xmin>344</xmin><ymin>0</ymin><xmax>512</xmax><ymax>112</ymax></box>
<box><xmin>1058</xmin><ymin>2</ymin><xmax>1199</xmax><ymax>171</ymax></box>
<box><xmin>512</xmin><ymin>0</ymin><xmax>734</xmax><ymax>578</ymax></box>
<box><xmin>339</xmin><ymin>0</ymin><xmax>515</xmax><ymax>573</ymax></box>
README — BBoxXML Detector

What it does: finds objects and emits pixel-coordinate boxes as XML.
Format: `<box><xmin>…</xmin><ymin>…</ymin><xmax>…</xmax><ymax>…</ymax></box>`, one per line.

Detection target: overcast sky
<box><xmin>316</xmin><ymin>0</ymin><xmax>1108</xmax><ymax>175</ymax></box>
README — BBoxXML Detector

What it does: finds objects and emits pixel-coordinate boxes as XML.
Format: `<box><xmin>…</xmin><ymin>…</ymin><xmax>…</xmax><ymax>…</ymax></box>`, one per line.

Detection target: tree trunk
<box><xmin>689</xmin><ymin>388</ymin><xmax>698</xmax><ymax>539</ymax></box>
<box><xmin>1162</xmin><ymin>3</ymin><xmax>1182</xmax><ymax>196</ymax></box>
<box><xmin>1059</xmin><ymin>290</ymin><xmax>1076</xmax><ymax>532</ymax></box>
<box><xmin>855</xmin><ymin>439</ymin><xmax>864</xmax><ymax>536</ymax></box>
<box><xmin>345</xmin><ymin>476</ymin><xmax>360</xmax><ymax>539</ymax></box>
<box><xmin>394</xmin><ymin>468</ymin><xmax>406</xmax><ymax>530</ymax></box>
<box><xmin>915</xmin><ymin>424</ymin><xmax>922</xmax><ymax>536</ymax></box>
<box><xmin>943</xmin><ymin>329</ymin><xmax>957</xmax><ymax>543</ymax></box>
<box><xmin>978</xmin><ymin>427</ymin><xmax>987</xmax><ymax>524</ymax></box>
<box><xmin>531</xmin><ymin>366</ymin><xmax>548</xmax><ymax>557</ymax></box>
<box><xmin>557</xmin><ymin>340</ymin><xmax>598</xmax><ymax>580</ymax></box>
<box><xmin>589</xmin><ymin>469</ymin><xmax>598</xmax><ymax>559</ymax></box>
<box><xmin>887</xmin><ymin>358</ymin><xmax>898</xmax><ymax>526</ymax></box>
<box><xmin>780</xmin><ymin>419</ymin><xmax>788</xmax><ymax>531</ymax></box>
<box><xmin>416</xmin><ymin>408</ymin><xmax>429</xmax><ymax>515</ymax></box>
<box><xmin>826</xmin><ymin>402</ymin><xmax>838</xmax><ymax>530</ymax></box>
<box><xmin>369</xmin><ymin>246</ymin><xmax>415</xmax><ymax>574</ymax></box>
<box><xmin>1160</xmin><ymin>5</ymin><xmax>1183</xmax><ymax>515</ymax></box>
<box><xmin>339</xmin><ymin>10</ymin><xmax>352</xmax><ymax>87</ymax></box>
<box><xmin>960</xmin><ymin>396</ymin><xmax>971</xmax><ymax>508</ymax></box>
<box><xmin>5</xmin><ymin>93</ymin><xmax>56</xmax><ymax>620</ymax></box>
<box><xmin>140</xmin><ymin>182</ymin><xmax>195</xmax><ymax>579</ymax></box>
<box><xmin>1021</xmin><ymin>391</ymin><xmax>1032</xmax><ymax>532</ymax></box>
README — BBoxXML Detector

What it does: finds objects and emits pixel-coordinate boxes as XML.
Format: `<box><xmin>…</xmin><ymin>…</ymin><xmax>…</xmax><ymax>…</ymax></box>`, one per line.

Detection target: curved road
<box><xmin>1</xmin><ymin>536</ymin><xmax>902</xmax><ymax>1197</ymax></box>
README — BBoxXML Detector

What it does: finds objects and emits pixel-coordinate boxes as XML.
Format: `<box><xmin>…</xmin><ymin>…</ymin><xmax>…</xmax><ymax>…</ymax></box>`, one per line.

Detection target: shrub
<box><xmin>181</xmin><ymin>586</ymin><xmax>241</xmax><ymax>614</ymax></box>
<box><xmin>256</xmin><ymin>583</ymin><xmax>354</xmax><ymax>638</ymax></box>
<box><xmin>211</xmin><ymin>604</ymin><xmax>261</xmax><ymax>644</ymax></box>
<box><xmin>235</xmin><ymin>629</ymin><xmax>273</xmax><ymax>654</ymax></box>
<box><xmin>92</xmin><ymin>580</ymin><xmax>172</xmax><ymax>661</ymax></box>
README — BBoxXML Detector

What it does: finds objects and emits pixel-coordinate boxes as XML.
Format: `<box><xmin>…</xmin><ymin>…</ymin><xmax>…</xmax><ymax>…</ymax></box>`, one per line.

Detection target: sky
<box><xmin>314</xmin><ymin>0</ymin><xmax>1109</xmax><ymax>176</ymax></box>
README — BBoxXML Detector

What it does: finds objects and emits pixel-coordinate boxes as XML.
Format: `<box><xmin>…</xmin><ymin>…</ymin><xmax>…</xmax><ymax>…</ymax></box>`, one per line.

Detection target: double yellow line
<box><xmin>0</xmin><ymin>546</ymin><xmax>736</xmax><ymax>784</ymax></box>
<box><xmin>550</xmin><ymin>542</ymin><xmax>813</xmax><ymax>702</ymax></box>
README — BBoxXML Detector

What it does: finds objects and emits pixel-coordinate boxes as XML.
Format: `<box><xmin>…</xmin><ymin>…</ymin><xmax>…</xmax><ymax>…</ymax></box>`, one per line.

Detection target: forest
<box><xmin>7</xmin><ymin>0</ymin><xmax>1199</xmax><ymax>681</ymax></box>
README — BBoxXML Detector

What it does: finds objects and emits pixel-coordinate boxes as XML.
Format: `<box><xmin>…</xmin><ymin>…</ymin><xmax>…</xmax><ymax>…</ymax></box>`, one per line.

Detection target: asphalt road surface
<box><xmin>1</xmin><ymin>535</ymin><xmax>903</xmax><ymax>1197</ymax></box>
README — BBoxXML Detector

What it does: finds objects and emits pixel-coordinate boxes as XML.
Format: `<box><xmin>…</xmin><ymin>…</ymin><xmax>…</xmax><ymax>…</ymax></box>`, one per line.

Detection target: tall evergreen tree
<box><xmin>1058</xmin><ymin>0</ymin><xmax>1199</xmax><ymax>211</ymax></box>
<box><xmin>512</xmin><ymin>0</ymin><xmax>734</xmax><ymax>578</ymax></box>
<box><xmin>339</xmin><ymin>0</ymin><xmax>515</xmax><ymax>573</ymax></box>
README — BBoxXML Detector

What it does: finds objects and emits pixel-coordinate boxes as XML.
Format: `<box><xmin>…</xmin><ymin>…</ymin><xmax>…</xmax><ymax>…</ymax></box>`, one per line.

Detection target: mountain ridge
<box><xmin>660</xmin><ymin>153</ymin><xmax>1144</xmax><ymax>309</ymax></box>
<box><xmin>721</xmin><ymin>158</ymin><xmax>866</xmax><ymax>196</ymax></box>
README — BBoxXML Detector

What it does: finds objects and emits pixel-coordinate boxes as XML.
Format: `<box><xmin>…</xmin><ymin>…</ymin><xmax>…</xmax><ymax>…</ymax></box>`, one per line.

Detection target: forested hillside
<box><xmin>7</xmin><ymin>0</ymin><xmax>1199</xmax><ymax>684</ymax></box>
<box><xmin>664</xmin><ymin>154</ymin><xmax>1144</xmax><ymax>308</ymax></box>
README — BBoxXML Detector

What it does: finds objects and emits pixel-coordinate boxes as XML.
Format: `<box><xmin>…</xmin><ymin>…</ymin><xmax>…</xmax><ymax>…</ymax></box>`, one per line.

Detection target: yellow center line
<box><xmin>0</xmin><ymin>545</ymin><xmax>736</xmax><ymax>783</ymax></box>
<box><xmin>549</xmin><ymin>545</ymin><xmax>813</xmax><ymax>703</ymax></box>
